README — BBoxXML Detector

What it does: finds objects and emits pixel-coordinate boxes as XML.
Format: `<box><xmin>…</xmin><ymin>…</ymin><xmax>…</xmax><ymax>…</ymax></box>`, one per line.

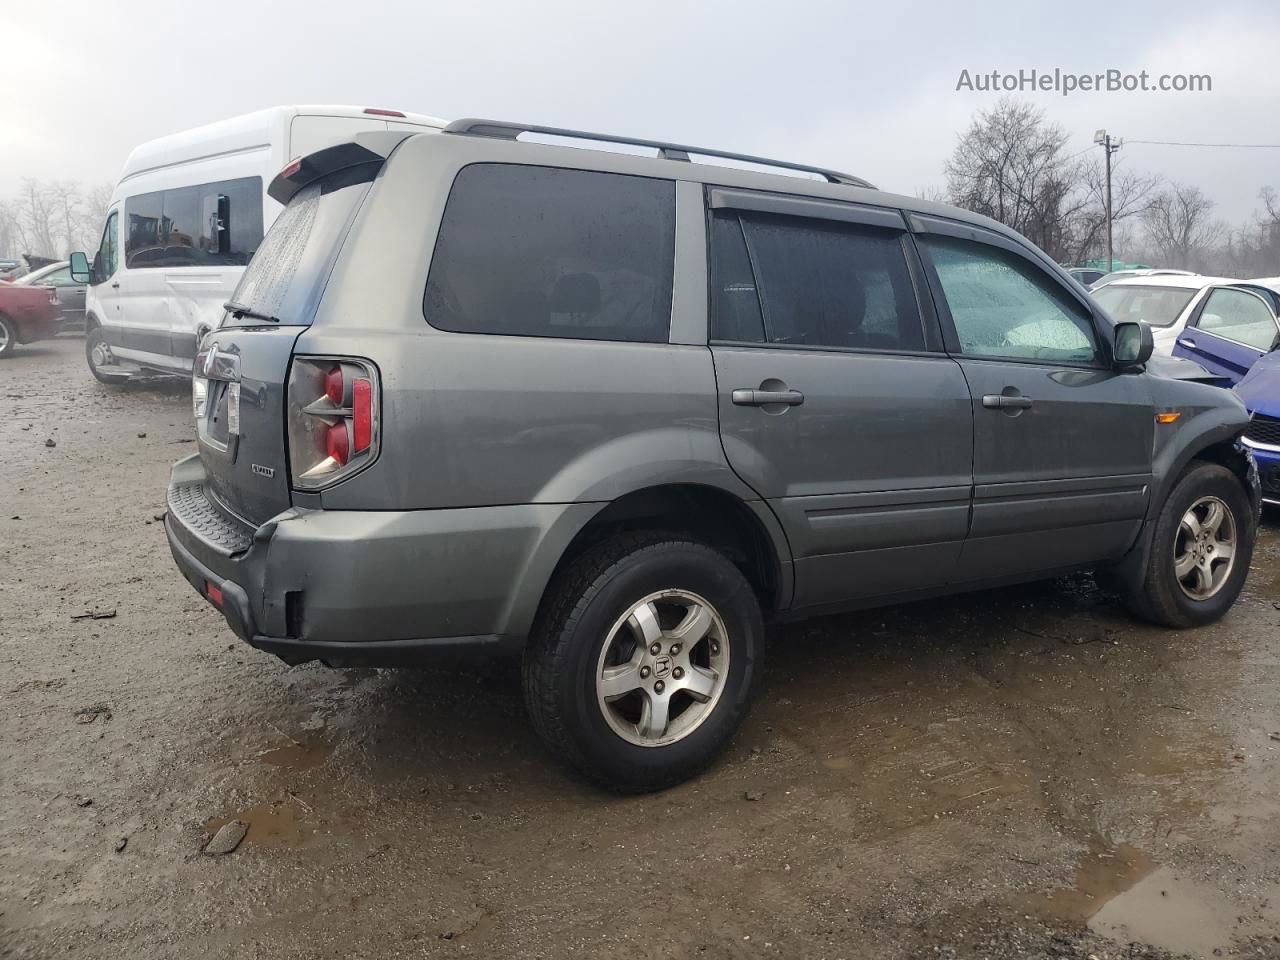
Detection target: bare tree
<box><xmin>945</xmin><ymin>98</ymin><xmax>1078</xmax><ymax>258</ymax></box>
<box><xmin>15</xmin><ymin>178</ymin><xmax>58</xmax><ymax>258</ymax></box>
<box><xmin>1141</xmin><ymin>183</ymin><xmax>1224</xmax><ymax>269</ymax></box>
<box><xmin>1061</xmin><ymin>161</ymin><xmax>1161</xmax><ymax>264</ymax></box>
<box><xmin>77</xmin><ymin>182</ymin><xmax>113</xmax><ymax>251</ymax></box>
<box><xmin>0</xmin><ymin>199</ymin><xmax>20</xmax><ymax>259</ymax></box>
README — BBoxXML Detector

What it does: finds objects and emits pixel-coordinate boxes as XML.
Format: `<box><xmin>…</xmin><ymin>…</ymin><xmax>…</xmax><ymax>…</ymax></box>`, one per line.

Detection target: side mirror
<box><xmin>68</xmin><ymin>251</ymin><xmax>92</xmax><ymax>284</ymax></box>
<box><xmin>1114</xmin><ymin>320</ymin><xmax>1154</xmax><ymax>369</ymax></box>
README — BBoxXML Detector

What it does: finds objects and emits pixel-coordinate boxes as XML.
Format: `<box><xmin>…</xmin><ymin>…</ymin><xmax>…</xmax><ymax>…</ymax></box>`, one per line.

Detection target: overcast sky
<box><xmin>5</xmin><ymin>0</ymin><xmax>1279</xmax><ymax>227</ymax></box>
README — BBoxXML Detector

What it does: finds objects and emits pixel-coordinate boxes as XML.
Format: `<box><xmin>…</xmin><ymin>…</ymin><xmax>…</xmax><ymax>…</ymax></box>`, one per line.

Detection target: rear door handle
<box><xmin>1177</xmin><ymin>337</ymin><xmax>1197</xmax><ymax>349</ymax></box>
<box><xmin>981</xmin><ymin>394</ymin><xmax>1033</xmax><ymax>410</ymax></box>
<box><xmin>732</xmin><ymin>388</ymin><xmax>805</xmax><ymax>407</ymax></box>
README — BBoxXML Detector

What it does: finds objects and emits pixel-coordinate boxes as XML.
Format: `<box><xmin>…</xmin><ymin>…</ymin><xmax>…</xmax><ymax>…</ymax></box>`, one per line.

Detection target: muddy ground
<box><xmin>2</xmin><ymin>336</ymin><xmax>1279</xmax><ymax>960</ymax></box>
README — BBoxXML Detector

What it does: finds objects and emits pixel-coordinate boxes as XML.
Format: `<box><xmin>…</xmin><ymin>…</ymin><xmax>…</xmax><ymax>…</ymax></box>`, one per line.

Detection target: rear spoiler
<box><xmin>268</xmin><ymin>131</ymin><xmax>416</xmax><ymax>205</ymax></box>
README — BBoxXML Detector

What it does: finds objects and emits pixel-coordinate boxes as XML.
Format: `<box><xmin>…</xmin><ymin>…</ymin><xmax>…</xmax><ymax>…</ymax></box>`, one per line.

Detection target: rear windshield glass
<box><xmin>224</xmin><ymin>168</ymin><xmax>373</xmax><ymax>326</ymax></box>
<box><xmin>424</xmin><ymin>164</ymin><xmax>675</xmax><ymax>343</ymax></box>
<box><xmin>1092</xmin><ymin>284</ymin><xmax>1197</xmax><ymax>328</ymax></box>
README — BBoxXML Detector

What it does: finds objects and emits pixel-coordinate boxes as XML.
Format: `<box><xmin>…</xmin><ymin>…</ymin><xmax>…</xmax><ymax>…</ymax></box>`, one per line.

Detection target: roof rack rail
<box><xmin>442</xmin><ymin>118</ymin><xmax>876</xmax><ymax>189</ymax></box>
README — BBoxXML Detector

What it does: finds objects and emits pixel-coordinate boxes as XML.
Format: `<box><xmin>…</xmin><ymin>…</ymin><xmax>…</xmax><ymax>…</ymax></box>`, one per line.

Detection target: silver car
<box><xmin>151</xmin><ymin>121</ymin><xmax>1260</xmax><ymax>791</ymax></box>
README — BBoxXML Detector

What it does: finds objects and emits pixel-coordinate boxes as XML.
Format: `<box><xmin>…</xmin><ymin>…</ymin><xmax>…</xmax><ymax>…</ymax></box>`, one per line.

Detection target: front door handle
<box><xmin>111</xmin><ymin>281</ymin><xmax>120</xmax><ymax>289</ymax></box>
<box><xmin>982</xmin><ymin>394</ymin><xmax>1033</xmax><ymax>410</ymax></box>
<box><xmin>1177</xmin><ymin>337</ymin><xmax>1197</xmax><ymax>349</ymax></box>
<box><xmin>732</xmin><ymin>388</ymin><xmax>805</xmax><ymax>407</ymax></box>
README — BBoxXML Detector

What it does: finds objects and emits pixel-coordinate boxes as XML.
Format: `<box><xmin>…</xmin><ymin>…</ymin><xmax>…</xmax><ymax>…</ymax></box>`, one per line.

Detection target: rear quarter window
<box><xmin>424</xmin><ymin>164</ymin><xmax>675</xmax><ymax>343</ymax></box>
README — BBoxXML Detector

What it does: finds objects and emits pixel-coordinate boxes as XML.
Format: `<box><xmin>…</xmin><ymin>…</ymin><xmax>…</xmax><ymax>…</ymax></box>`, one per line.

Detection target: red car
<box><xmin>0</xmin><ymin>283</ymin><xmax>60</xmax><ymax>358</ymax></box>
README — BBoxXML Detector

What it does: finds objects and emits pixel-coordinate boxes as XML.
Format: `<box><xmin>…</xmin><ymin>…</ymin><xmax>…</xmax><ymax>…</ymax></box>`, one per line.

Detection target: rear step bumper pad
<box><xmin>165</xmin><ymin>515</ymin><xmax>257</xmax><ymax>642</ymax></box>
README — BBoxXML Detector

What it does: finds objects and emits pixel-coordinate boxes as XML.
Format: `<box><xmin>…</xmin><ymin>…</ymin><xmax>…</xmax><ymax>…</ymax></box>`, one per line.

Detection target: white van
<box><xmin>73</xmin><ymin>105</ymin><xmax>446</xmax><ymax>382</ymax></box>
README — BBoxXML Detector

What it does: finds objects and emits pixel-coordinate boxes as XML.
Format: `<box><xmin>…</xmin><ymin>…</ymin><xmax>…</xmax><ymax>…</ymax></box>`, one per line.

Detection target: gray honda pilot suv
<box><xmin>165</xmin><ymin>120</ymin><xmax>1260</xmax><ymax>792</ymax></box>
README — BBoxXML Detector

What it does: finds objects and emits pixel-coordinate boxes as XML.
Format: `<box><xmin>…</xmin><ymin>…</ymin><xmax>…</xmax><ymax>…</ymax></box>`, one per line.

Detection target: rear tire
<box><xmin>523</xmin><ymin>532</ymin><xmax>764</xmax><ymax>793</ymax></box>
<box><xmin>1126</xmin><ymin>461</ymin><xmax>1254</xmax><ymax>628</ymax></box>
<box><xmin>0</xmin><ymin>315</ymin><xmax>16</xmax><ymax>358</ymax></box>
<box><xmin>85</xmin><ymin>325</ymin><xmax>130</xmax><ymax>384</ymax></box>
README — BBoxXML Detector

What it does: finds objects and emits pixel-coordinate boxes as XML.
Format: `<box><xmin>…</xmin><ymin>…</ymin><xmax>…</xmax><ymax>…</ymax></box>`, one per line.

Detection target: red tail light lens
<box><xmin>325</xmin><ymin>423</ymin><xmax>350</xmax><ymax>466</ymax></box>
<box><xmin>324</xmin><ymin>365</ymin><xmax>344</xmax><ymax>405</ymax></box>
<box><xmin>352</xmin><ymin>378</ymin><xmax>372</xmax><ymax>452</ymax></box>
<box><xmin>287</xmin><ymin>357</ymin><xmax>379</xmax><ymax>489</ymax></box>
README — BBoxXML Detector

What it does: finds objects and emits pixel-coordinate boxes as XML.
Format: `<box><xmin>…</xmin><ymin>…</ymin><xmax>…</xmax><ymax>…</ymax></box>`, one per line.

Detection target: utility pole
<box><xmin>1094</xmin><ymin>129</ymin><xmax>1122</xmax><ymax>272</ymax></box>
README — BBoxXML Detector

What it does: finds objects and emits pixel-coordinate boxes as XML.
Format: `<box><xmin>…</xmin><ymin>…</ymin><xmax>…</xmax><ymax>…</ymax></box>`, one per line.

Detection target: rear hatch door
<box><xmin>195</xmin><ymin>137</ymin><xmax>400</xmax><ymax>526</ymax></box>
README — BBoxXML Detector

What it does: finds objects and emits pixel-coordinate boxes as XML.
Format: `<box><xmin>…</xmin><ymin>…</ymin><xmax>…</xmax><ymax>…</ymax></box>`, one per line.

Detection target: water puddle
<box><xmin>1031</xmin><ymin>843</ymin><xmax>1155</xmax><ymax>924</ymax></box>
<box><xmin>205</xmin><ymin>798</ymin><xmax>311</xmax><ymax>850</ymax></box>
<box><xmin>1028</xmin><ymin>844</ymin><xmax>1280</xmax><ymax>957</ymax></box>
<box><xmin>258</xmin><ymin>741</ymin><xmax>332</xmax><ymax>772</ymax></box>
<box><xmin>1091</xmin><ymin>867</ymin><xmax>1251</xmax><ymax>957</ymax></box>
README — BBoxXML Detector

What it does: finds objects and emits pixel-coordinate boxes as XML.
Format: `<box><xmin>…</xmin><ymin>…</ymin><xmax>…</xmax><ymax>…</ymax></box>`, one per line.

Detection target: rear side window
<box><xmin>424</xmin><ymin>164</ymin><xmax>675</xmax><ymax>342</ymax></box>
<box><xmin>1193</xmin><ymin>287</ymin><xmax>1278</xmax><ymax>350</ymax></box>
<box><xmin>713</xmin><ymin>212</ymin><xmax>924</xmax><ymax>351</ymax></box>
<box><xmin>709</xmin><ymin>213</ymin><xmax>765</xmax><ymax>342</ymax></box>
<box><xmin>124</xmin><ymin>177</ymin><xmax>263</xmax><ymax>269</ymax></box>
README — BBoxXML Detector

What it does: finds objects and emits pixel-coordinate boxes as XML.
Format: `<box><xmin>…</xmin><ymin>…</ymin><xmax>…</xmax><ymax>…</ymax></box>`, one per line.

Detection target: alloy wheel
<box><xmin>594</xmin><ymin>589</ymin><xmax>729</xmax><ymax>747</ymax></box>
<box><xmin>1173</xmin><ymin>495</ymin><xmax>1237</xmax><ymax>600</ymax></box>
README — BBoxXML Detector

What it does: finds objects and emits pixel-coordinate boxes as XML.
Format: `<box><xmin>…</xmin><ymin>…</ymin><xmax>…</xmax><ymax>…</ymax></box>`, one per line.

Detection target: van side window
<box><xmin>424</xmin><ymin>164</ymin><xmax>675</xmax><ymax>343</ymax></box>
<box><xmin>733</xmin><ymin>213</ymin><xmax>924</xmax><ymax>351</ymax></box>
<box><xmin>709</xmin><ymin>213</ymin><xmax>765</xmax><ymax>343</ymax></box>
<box><xmin>124</xmin><ymin>178</ymin><xmax>263</xmax><ymax>269</ymax></box>
<box><xmin>922</xmin><ymin>235</ymin><xmax>1099</xmax><ymax>364</ymax></box>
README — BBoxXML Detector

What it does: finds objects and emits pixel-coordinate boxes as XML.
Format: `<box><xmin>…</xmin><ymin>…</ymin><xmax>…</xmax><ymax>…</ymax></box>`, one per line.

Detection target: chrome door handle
<box><xmin>1177</xmin><ymin>337</ymin><xmax>1196</xmax><ymax>348</ymax></box>
<box><xmin>982</xmin><ymin>394</ymin><xmax>1033</xmax><ymax>410</ymax></box>
<box><xmin>732</xmin><ymin>388</ymin><xmax>805</xmax><ymax>407</ymax></box>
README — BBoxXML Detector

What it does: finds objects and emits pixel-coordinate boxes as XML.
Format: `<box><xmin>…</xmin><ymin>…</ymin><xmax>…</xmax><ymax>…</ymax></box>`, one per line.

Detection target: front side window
<box><xmin>1091</xmin><ymin>283</ymin><xmax>1197</xmax><ymax>328</ymax></box>
<box><xmin>714</xmin><ymin>212</ymin><xmax>923</xmax><ymax>351</ymax></box>
<box><xmin>923</xmin><ymin>235</ymin><xmax>1098</xmax><ymax>364</ymax></box>
<box><xmin>424</xmin><ymin>164</ymin><xmax>675</xmax><ymax>343</ymax></box>
<box><xmin>95</xmin><ymin>211</ymin><xmax>119</xmax><ymax>281</ymax></box>
<box><xmin>1194</xmin><ymin>287</ymin><xmax>1278</xmax><ymax>351</ymax></box>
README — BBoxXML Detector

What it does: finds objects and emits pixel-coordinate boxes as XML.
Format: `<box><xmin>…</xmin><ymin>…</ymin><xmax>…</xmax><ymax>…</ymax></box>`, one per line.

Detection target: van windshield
<box><xmin>223</xmin><ymin>170</ymin><xmax>373</xmax><ymax>327</ymax></box>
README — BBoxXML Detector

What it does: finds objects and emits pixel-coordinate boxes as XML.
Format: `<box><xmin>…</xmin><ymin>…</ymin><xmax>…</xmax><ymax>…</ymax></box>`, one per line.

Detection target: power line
<box><xmin>1125</xmin><ymin>139</ymin><xmax>1280</xmax><ymax>149</ymax></box>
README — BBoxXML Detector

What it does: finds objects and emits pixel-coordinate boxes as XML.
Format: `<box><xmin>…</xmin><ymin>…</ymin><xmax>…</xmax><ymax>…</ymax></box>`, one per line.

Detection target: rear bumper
<box><xmin>16</xmin><ymin>314</ymin><xmax>61</xmax><ymax>344</ymax></box>
<box><xmin>164</xmin><ymin>453</ymin><xmax>594</xmax><ymax>665</ymax></box>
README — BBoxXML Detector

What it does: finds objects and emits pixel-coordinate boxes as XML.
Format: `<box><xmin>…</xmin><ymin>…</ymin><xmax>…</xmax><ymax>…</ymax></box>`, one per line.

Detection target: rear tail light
<box><xmin>287</xmin><ymin>356</ymin><xmax>379</xmax><ymax>489</ymax></box>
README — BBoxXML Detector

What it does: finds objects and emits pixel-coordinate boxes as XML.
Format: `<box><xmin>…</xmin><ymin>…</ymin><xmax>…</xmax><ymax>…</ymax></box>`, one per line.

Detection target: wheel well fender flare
<box><xmin>503</xmin><ymin>482</ymin><xmax>794</xmax><ymax>643</ymax></box>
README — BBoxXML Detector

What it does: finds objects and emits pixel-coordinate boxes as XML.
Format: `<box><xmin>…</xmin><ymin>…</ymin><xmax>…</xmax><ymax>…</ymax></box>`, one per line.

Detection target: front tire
<box><xmin>523</xmin><ymin>533</ymin><xmax>764</xmax><ymax>793</ymax></box>
<box><xmin>0</xmin><ymin>314</ymin><xmax>17</xmax><ymax>358</ymax></box>
<box><xmin>85</xmin><ymin>325</ymin><xmax>130</xmax><ymax>384</ymax></box>
<box><xmin>1127</xmin><ymin>461</ymin><xmax>1255</xmax><ymax>627</ymax></box>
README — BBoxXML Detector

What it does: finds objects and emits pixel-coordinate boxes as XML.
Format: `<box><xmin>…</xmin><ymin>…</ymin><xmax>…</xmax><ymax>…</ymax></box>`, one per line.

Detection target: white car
<box><xmin>1090</xmin><ymin>274</ymin><xmax>1242</xmax><ymax>354</ymax></box>
<box><xmin>1089</xmin><ymin>268</ymin><xmax>1196</xmax><ymax>291</ymax></box>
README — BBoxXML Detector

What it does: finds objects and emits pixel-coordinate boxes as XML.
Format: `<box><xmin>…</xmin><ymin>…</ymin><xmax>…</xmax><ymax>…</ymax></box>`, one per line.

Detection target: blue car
<box><xmin>1172</xmin><ymin>283</ymin><xmax>1280</xmax><ymax>385</ymax></box>
<box><xmin>1237</xmin><ymin>352</ymin><xmax>1280</xmax><ymax>507</ymax></box>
